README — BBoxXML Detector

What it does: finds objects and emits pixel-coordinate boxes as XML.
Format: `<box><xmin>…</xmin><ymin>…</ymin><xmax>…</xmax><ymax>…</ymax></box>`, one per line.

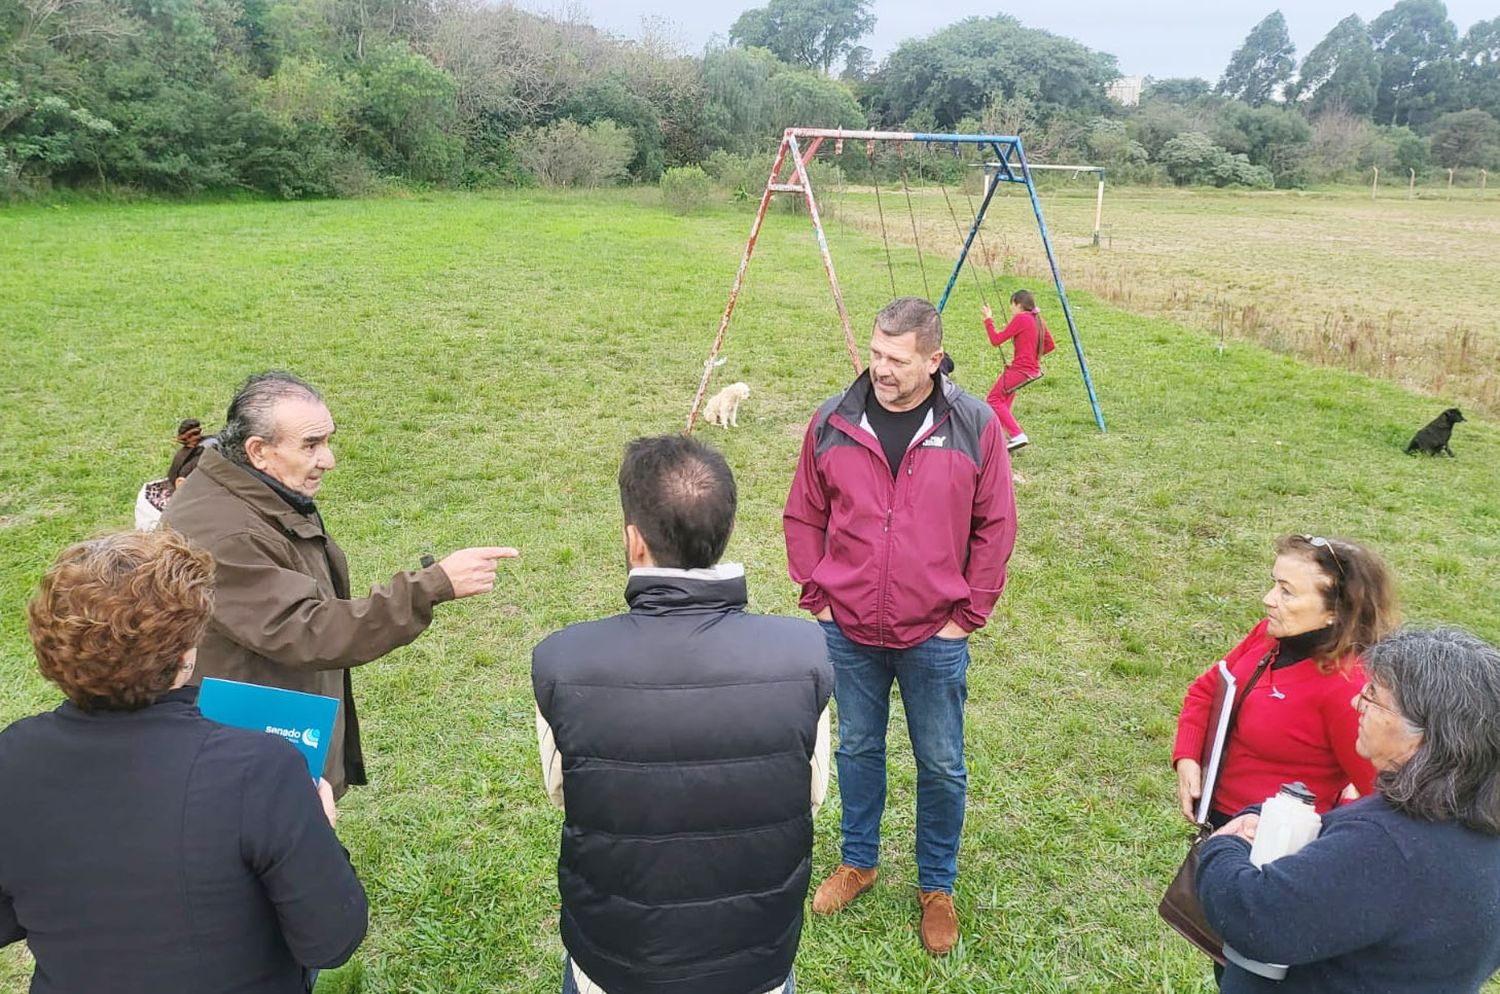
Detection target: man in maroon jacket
<box><xmin>783</xmin><ymin>297</ymin><xmax>1017</xmax><ymax>955</ymax></box>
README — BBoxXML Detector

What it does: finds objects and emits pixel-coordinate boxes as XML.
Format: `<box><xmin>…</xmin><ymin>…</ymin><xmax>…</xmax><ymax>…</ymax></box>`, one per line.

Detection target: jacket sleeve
<box><xmin>241</xmin><ymin>741</ymin><xmax>369</xmax><ymax>969</ymax></box>
<box><xmin>1172</xmin><ymin>661</ymin><xmax>1224</xmax><ymax>766</ymax></box>
<box><xmin>1325</xmin><ymin>669</ymin><xmax>1377</xmax><ymax>797</ymax></box>
<box><xmin>1197</xmin><ymin>813</ymin><xmax>1404</xmax><ymax>964</ymax></box>
<box><xmin>987</xmin><ymin>315</ymin><xmax>1024</xmax><ymax>347</ymax></box>
<box><xmin>0</xmin><ymin>887</ymin><xmax>21</xmax><ymax>946</ymax></box>
<box><xmin>209</xmin><ymin>530</ymin><xmax>454</xmax><ymax>670</ymax></box>
<box><xmin>783</xmin><ymin>414</ymin><xmax>831</xmax><ymax>615</ymax></box>
<box><xmin>952</xmin><ymin>418</ymin><xmax>1016</xmax><ymax>632</ymax></box>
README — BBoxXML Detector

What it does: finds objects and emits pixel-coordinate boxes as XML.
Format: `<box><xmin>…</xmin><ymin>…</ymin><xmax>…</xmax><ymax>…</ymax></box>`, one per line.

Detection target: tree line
<box><xmin>2</xmin><ymin>0</ymin><xmax>1497</xmax><ymax>198</ymax></box>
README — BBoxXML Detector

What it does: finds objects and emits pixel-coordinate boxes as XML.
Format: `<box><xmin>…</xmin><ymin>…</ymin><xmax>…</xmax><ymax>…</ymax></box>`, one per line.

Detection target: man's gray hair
<box><xmin>874</xmin><ymin>297</ymin><xmax>943</xmax><ymax>353</ymax></box>
<box><xmin>1365</xmin><ymin>626</ymin><xmax>1500</xmax><ymax>835</ymax></box>
<box><xmin>217</xmin><ymin>371</ymin><xmax>323</xmax><ymax>465</ymax></box>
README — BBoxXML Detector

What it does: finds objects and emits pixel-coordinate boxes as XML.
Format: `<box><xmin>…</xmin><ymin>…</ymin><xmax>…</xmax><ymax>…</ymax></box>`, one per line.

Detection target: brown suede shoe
<box><xmin>919</xmin><ymin>890</ymin><xmax>959</xmax><ymax>955</ymax></box>
<box><xmin>811</xmin><ymin>864</ymin><xmax>878</xmax><ymax>915</ymax></box>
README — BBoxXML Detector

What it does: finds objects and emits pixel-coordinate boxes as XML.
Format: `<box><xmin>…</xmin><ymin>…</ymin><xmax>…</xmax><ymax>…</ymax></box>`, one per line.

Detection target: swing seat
<box><xmin>1001</xmin><ymin>371</ymin><xmax>1043</xmax><ymax>397</ymax></box>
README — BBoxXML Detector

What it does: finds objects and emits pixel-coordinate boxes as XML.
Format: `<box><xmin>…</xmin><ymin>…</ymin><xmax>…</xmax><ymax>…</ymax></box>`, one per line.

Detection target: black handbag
<box><xmin>1157</xmin><ymin>653</ymin><xmax>1274</xmax><ymax>964</ymax></box>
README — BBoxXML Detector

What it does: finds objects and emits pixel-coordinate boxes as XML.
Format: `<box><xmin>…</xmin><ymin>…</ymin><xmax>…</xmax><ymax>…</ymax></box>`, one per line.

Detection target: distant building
<box><xmin>1106</xmin><ymin>76</ymin><xmax>1144</xmax><ymax>107</ymax></box>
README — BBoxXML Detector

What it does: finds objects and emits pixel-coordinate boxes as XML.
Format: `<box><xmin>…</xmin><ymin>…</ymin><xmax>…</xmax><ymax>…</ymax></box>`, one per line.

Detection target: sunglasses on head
<box><xmin>1300</xmin><ymin>534</ymin><xmax>1345</xmax><ymax>575</ymax></box>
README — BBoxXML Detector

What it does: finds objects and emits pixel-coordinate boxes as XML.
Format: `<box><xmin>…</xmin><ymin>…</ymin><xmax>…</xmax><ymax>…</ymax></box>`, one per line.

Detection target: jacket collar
<box><xmin>196</xmin><ymin>448</ymin><xmax>327</xmax><ymax>540</ymax></box>
<box><xmin>835</xmin><ymin>369</ymin><xmax>953</xmax><ymax>430</ymax></box>
<box><xmin>625</xmin><ymin>562</ymin><xmax>748</xmax><ymax>616</ymax></box>
<box><xmin>58</xmin><ymin>685</ymin><xmax>200</xmax><ymax>720</ymax></box>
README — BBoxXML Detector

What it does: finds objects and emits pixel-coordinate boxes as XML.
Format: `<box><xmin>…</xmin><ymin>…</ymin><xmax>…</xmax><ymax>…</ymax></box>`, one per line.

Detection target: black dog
<box><xmin>1405</xmin><ymin>407</ymin><xmax>1466</xmax><ymax>457</ymax></box>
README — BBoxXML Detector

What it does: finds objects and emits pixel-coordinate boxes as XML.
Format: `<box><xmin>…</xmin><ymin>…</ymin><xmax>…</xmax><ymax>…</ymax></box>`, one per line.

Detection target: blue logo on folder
<box><xmin>197</xmin><ymin>678</ymin><xmax>339</xmax><ymax>779</ymax></box>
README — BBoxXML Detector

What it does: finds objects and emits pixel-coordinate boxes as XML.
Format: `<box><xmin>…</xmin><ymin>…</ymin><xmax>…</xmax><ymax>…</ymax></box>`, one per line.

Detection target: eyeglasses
<box><xmin>1300</xmin><ymin>534</ymin><xmax>1345</xmax><ymax>575</ymax></box>
<box><xmin>1357</xmin><ymin>684</ymin><xmax>1400</xmax><ymax>718</ymax></box>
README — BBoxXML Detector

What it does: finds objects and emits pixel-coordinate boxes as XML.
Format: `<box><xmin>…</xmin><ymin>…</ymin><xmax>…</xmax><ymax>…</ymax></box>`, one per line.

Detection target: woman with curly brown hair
<box><xmin>0</xmin><ymin>529</ymin><xmax>368</xmax><ymax>994</ymax></box>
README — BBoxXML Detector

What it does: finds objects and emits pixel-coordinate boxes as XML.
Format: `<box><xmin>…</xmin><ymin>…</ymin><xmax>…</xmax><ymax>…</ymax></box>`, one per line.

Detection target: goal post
<box><xmin>986</xmin><ymin>162</ymin><xmax>1107</xmax><ymax>247</ymax></box>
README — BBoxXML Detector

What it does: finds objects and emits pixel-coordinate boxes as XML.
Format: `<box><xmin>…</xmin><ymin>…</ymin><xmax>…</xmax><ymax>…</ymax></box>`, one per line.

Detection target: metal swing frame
<box><xmin>686</xmin><ymin>127</ymin><xmax>1107</xmax><ymax>434</ymax></box>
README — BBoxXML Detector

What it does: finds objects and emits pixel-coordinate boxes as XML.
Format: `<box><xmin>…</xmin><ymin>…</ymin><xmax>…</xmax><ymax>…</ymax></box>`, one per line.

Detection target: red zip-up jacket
<box><xmin>1172</xmin><ymin>619</ymin><xmax>1376</xmax><ymax>817</ymax></box>
<box><xmin>783</xmin><ymin>372</ymin><xmax>1017</xmax><ymax>649</ymax></box>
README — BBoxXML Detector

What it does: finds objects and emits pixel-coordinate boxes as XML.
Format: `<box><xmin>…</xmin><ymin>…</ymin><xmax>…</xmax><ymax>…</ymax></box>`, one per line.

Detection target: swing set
<box><xmin>685</xmin><ymin>128</ymin><xmax>1106</xmax><ymax>434</ymax></box>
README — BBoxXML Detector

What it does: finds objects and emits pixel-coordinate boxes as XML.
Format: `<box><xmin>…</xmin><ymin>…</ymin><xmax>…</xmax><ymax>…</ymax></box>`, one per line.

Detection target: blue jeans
<box><xmin>561</xmin><ymin>957</ymin><xmax>795</xmax><ymax>993</ymax></box>
<box><xmin>820</xmin><ymin>620</ymin><xmax>969</xmax><ymax>893</ymax></box>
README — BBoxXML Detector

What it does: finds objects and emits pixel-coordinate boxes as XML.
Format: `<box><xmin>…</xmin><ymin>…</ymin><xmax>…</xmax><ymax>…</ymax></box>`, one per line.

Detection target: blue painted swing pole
<box><xmin>923</xmin><ymin>133</ymin><xmax>1107</xmax><ymax>433</ymax></box>
<box><xmin>1013</xmin><ymin>140</ymin><xmax>1107</xmax><ymax>432</ymax></box>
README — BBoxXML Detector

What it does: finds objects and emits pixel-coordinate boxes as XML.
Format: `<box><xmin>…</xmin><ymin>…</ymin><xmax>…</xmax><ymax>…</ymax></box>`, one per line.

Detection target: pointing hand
<box><xmin>439</xmin><ymin>546</ymin><xmax>519</xmax><ymax>599</ymax></box>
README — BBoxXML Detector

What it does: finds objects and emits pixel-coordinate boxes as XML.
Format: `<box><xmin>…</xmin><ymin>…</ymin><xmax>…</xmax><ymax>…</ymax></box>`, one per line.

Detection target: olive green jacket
<box><xmin>162</xmin><ymin>448</ymin><xmax>453</xmax><ymax>795</ymax></box>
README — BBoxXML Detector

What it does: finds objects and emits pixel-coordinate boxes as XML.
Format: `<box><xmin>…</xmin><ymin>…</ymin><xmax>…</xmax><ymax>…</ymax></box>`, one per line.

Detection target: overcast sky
<box><xmin>529</xmin><ymin>1</ymin><xmax>1495</xmax><ymax>81</ymax></box>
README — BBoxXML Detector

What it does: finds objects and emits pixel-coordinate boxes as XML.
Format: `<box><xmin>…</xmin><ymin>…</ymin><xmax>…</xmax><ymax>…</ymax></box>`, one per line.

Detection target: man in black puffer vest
<box><xmin>533</xmin><ymin>435</ymin><xmax>833</xmax><ymax>994</ymax></box>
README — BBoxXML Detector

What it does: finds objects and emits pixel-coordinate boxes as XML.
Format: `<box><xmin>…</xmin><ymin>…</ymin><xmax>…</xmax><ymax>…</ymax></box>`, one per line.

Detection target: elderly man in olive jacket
<box><xmin>164</xmin><ymin>371</ymin><xmax>515</xmax><ymax>797</ymax></box>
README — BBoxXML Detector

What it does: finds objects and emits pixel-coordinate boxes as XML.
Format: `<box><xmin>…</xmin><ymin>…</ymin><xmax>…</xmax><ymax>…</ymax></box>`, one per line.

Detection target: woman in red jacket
<box><xmin>1172</xmin><ymin>534</ymin><xmax>1398</xmax><ymax>827</ymax></box>
<box><xmin>982</xmin><ymin>289</ymin><xmax>1051</xmax><ymax>451</ymax></box>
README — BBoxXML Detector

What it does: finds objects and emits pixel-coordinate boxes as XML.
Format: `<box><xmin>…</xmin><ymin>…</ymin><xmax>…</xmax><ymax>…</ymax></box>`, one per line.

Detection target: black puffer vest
<box><xmin>532</xmin><ymin>565</ymin><xmax>833</xmax><ymax>994</ymax></box>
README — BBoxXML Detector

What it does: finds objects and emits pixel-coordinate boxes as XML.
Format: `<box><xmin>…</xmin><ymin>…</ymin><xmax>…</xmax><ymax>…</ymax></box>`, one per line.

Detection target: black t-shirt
<box><xmin>865</xmin><ymin>378</ymin><xmax>937</xmax><ymax>479</ymax></box>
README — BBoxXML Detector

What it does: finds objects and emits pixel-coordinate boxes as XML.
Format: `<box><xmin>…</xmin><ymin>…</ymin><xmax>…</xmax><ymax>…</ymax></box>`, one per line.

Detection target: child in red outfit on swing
<box><xmin>983</xmin><ymin>289</ymin><xmax>1054</xmax><ymax>451</ymax></box>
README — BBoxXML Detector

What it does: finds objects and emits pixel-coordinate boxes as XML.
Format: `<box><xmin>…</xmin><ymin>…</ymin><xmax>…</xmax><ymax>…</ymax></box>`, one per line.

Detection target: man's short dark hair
<box><xmin>218</xmin><ymin>371</ymin><xmax>323</xmax><ymax>465</ymax></box>
<box><xmin>874</xmin><ymin>297</ymin><xmax>943</xmax><ymax>353</ymax></box>
<box><xmin>619</xmin><ymin>435</ymin><xmax>737</xmax><ymax>570</ymax></box>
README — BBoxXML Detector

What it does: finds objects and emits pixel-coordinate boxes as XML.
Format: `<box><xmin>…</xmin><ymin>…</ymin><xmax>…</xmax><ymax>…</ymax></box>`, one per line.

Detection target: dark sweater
<box><xmin>1198</xmin><ymin>793</ymin><xmax>1500</xmax><ymax>993</ymax></box>
<box><xmin>0</xmin><ymin>688</ymin><xmax>368</xmax><ymax>994</ymax></box>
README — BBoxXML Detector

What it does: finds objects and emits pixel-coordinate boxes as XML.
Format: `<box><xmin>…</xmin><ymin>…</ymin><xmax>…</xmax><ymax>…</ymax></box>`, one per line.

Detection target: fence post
<box><xmin>1408</xmin><ymin>168</ymin><xmax>1416</xmax><ymax>199</ymax></box>
<box><xmin>1448</xmin><ymin>168</ymin><xmax>1455</xmax><ymax>200</ymax></box>
<box><xmin>1482</xmin><ymin>169</ymin><xmax>1489</xmax><ymax>196</ymax></box>
<box><xmin>1092</xmin><ymin>173</ymin><xmax>1105</xmax><ymax>248</ymax></box>
<box><xmin>1371</xmin><ymin>166</ymin><xmax>1379</xmax><ymax>200</ymax></box>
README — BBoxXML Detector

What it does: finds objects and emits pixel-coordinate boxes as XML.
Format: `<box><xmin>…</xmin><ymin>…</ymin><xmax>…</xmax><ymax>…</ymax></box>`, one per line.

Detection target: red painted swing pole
<box><xmin>685</xmin><ymin>139</ymin><xmax>791</xmax><ymax>432</ymax></box>
<box><xmin>685</xmin><ymin>131</ymin><xmax>863</xmax><ymax>431</ymax></box>
<box><xmin>786</xmin><ymin>133</ymin><xmax>863</xmax><ymax>377</ymax></box>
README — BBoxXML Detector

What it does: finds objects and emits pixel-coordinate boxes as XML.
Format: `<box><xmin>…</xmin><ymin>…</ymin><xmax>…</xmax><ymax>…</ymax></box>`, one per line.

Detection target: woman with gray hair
<box><xmin>1196</xmin><ymin>626</ymin><xmax>1500</xmax><ymax>992</ymax></box>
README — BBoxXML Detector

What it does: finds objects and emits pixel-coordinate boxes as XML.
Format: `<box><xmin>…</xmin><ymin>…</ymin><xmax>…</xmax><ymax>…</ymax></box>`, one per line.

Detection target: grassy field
<box><xmin>2</xmin><ymin>189</ymin><xmax>1498</xmax><ymax>993</ymax></box>
<box><xmin>835</xmin><ymin>182</ymin><xmax>1500</xmax><ymax>414</ymax></box>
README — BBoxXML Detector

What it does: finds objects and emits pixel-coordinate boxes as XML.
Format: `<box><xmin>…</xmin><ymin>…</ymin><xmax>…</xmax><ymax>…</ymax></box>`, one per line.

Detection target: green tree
<box><xmin>1290</xmin><ymin>14</ymin><xmax>1380</xmax><ymax>118</ymax></box>
<box><xmin>728</xmin><ymin>0</ymin><xmax>875</xmax><ymax>75</ymax></box>
<box><xmin>701</xmin><ymin>45</ymin><xmax>777</xmax><ymax>153</ymax></box>
<box><xmin>1216</xmin><ymin>11</ymin><xmax>1296</xmax><ymax>107</ymax></box>
<box><xmin>1371</xmin><ymin>0</ymin><xmax>1459</xmax><ymax>128</ymax></box>
<box><xmin>840</xmin><ymin>44</ymin><xmax>872</xmax><ymax>82</ymax></box>
<box><xmin>767</xmin><ymin>63</ymin><xmax>864</xmax><ymax>134</ymax></box>
<box><xmin>1426</xmin><ymin>107</ymin><xmax>1500</xmax><ymax>167</ymax></box>
<box><xmin>1214</xmin><ymin>101</ymin><xmax>1312</xmax><ymax>185</ymax></box>
<box><xmin>563</xmin><ymin>77</ymin><xmax>666</xmax><ymax>181</ymax></box>
<box><xmin>355</xmin><ymin>41</ymin><xmax>461</xmax><ymax>182</ymax></box>
<box><xmin>1143</xmin><ymin>77</ymin><xmax>1213</xmax><ymax>105</ymax></box>
<box><xmin>1159</xmin><ymin>130</ymin><xmax>1273</xmax><ymax>187</ymax></box>
<box><xmin>1457</xmin><ymin>17</ymin><xmax>1500</xmax><ymax>117</ymax></box>
<box><xmin>873</xmin><ymin>15</ymin><xmax>1117</xmax><ymax>129</ymax></box>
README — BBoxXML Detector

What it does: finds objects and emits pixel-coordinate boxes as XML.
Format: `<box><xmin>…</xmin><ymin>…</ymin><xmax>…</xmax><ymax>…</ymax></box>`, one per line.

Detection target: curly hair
<box><xmin>27</xmin><ymin>529</ymin><xmax>215</xmax><ymax>711</ymax></box>
<box><xmin>1274</xmin><ymin>534</ymin><xmax>1399</xmax><ymax>674</ymax></box>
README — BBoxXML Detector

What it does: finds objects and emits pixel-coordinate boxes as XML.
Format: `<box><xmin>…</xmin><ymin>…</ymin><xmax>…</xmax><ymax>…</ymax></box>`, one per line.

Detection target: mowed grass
<box><xmin>2</xmin><ymin>190</ymin><xmax>1499</xmax><ymax>993</ymax></box>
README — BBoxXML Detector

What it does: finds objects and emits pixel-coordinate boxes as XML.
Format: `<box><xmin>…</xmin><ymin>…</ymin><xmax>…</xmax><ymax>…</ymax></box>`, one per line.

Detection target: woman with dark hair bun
<box><xmin>0</xmin><ymin>529</ymin><xmax>367</xmax><ymax>994</ymax></box>
<box><xmin>1173</xmin><ymin>535</ymin><xmax>1399</xmax><ymax>828</ymax></box>
<box><xmin>1198</xmin><ymin>626</ymin><xmax>1500</xmax><ymax>992</ymax></box>
<box><xmin>135</xmin><ymin>418</ymin><xmax>216</xmax><ymax>529</ymax></box>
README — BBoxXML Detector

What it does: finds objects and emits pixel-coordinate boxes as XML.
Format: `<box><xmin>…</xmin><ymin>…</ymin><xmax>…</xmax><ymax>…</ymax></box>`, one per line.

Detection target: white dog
<box><xmin>703</xmin><ymin>382</ymin><xmax>751</xmax><ymax>428</ymax></box>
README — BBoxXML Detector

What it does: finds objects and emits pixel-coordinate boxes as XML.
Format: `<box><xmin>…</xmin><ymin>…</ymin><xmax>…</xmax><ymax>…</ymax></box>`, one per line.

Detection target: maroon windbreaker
<box><xmin>783</xmin><ymin>372</ymin><xmax>1017</xmax><ymax>649</ymax></box>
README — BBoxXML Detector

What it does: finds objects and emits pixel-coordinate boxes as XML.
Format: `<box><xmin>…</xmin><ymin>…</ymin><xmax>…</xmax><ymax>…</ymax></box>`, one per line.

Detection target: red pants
<box><xmin>986</xmin><ymin>366</ymin><xmax>1036</xmax><ymax>437</ymax></box>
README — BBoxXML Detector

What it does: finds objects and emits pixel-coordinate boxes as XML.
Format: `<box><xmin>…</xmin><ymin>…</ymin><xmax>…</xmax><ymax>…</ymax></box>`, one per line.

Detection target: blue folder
<box><xmin>197</xmin><ymin>678</ymin><xmax>339</xmax><ymax>779</ymax></box>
